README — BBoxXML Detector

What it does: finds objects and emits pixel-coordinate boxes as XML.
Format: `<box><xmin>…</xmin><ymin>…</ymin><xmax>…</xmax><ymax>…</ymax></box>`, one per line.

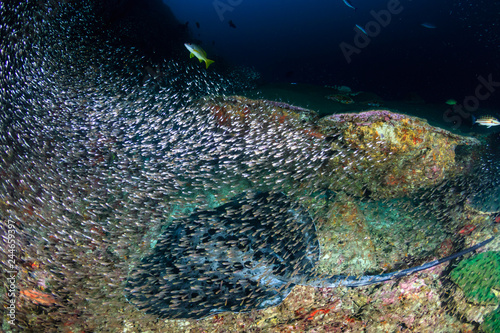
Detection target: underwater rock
<box><xmin>198</xmin><ymin>96</ymin><xmax>480</xmax><ymax>199</ymax></box>
<box><xmin>318</xmin><ymin>110</ymin><xmax>481</xmax><ymax>198</ymax></box>
<box><xmin>316</xmin><ymin>195</ymin><xmax>380</xmax><ymax>274</ymax></box>
<box><xmin>125</xmin><ymin>189</ymin><xmax>494</xmax><ymax>319</ymax></box>
<box><xmin>197</xmin><ymin>95</ymin><xmax>322</xmax><ymax>128</ymax></box>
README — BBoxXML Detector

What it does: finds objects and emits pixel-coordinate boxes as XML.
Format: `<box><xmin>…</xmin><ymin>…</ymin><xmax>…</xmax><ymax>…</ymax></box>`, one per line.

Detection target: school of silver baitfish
<box><xmin>1</xmin><ymin>1</ymin><xmax>498</xmax><ymax>329</ymax></box>
<box><xmin>0</xmin><ymin>1</ymin><xmax>330</xmax><ymax>325</ymax></box>
<box><xmin>124</xmin><ymin>190</ymin><xmax>493</xmax><ymax>319</ymax></box>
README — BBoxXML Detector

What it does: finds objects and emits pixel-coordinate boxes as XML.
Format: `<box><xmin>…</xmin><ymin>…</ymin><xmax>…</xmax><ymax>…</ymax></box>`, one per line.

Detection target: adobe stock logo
<box><xmin>213</xmin><ymin>0</ymin><xmax>243</xmax><ymax>22</ymax></box>
<box><xmin>340</xmin><ymin>0</ymin><xmax>404</xmax><ymax>64</ymax></box>
<box><xmin>443</xmin><ymin>74</ymin><xmax>500</xmax><ymax>129</ymax></box>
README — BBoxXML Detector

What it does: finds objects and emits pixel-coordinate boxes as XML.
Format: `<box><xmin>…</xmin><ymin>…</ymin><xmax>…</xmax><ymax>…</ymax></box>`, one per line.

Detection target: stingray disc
<box><xmin>124</xmin><ymin>191</ymin><xmax>319</xmax><ymax>319</ymax></box>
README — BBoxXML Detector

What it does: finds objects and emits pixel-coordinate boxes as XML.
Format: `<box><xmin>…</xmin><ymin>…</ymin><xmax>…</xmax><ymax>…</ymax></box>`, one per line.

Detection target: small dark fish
<box><xmin>355</xmin><ymin>24</ymin><xmax>368</xmax><ymax>35</ymax></box>
<box><xmin>229</xmin><ymin>20</ymin><xmax>236</xmax><ymax>28</ymax></box>
<box><xmin>125</xmin><ymin>191</ymin><xmax>318</xmax><ymax>319</ymax></box>
<box><xmin>196</xmin><ymin>22</ymin><xmax>200</xmax><ymax>29</ymax></box>
<box><xmin>343</xmin><ymin>0</ymin><xmax>356</xmax><ymax>11</ymax></box>
<box><xmin>421</xmin><ymin>22</ymin><xmax>436</xmax><ymax>29</ymax></box>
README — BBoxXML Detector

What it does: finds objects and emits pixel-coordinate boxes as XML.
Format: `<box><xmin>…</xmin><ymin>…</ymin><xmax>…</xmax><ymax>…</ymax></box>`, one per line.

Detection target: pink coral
<box><xmin>400</xmin><ymin>275</ymin><xmax>426</xmax><ymax>293</ymax></box>
<box><xmin>425</xmin><ymin>164</ymin><xmax>443</xmax><ymax>179</ymax></box>
<box><xmin>326</xmin><ymin>110</ymin><xmax>408</xmax><ymax>124</ymax></box>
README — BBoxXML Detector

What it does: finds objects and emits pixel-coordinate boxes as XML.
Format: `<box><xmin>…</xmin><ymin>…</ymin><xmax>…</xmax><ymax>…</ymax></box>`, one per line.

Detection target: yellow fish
<box><xmin>184</xmin><ymin>43</ymin><xmax>214</xmax><ymax>69</ymax></box>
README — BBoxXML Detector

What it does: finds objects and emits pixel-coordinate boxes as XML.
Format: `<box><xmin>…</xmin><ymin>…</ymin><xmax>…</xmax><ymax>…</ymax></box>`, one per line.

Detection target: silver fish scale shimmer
<box><xmin>125</xmin><ymin>191</ymin><xmax>320</xmax><ymax>319</ymax></box>
<box><xmin>1</xmin><ymin>2</ymin><xmax>497</xmax><ymax>330</ymax></box>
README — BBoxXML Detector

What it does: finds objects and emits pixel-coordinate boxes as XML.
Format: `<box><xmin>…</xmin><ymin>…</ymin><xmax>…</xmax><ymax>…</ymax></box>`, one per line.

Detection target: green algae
<box><xmin>482</xmin><ymin>306</ymin><xmax>500</xmax><ymax>333</ymax></box>
<box><xmin>450</xmin><ymin>251</ymin><xmax>500</xmax><ymax>305</ymax></box>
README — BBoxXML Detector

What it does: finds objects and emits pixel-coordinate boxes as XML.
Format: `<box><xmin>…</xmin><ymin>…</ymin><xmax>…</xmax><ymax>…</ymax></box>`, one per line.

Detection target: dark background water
<box><xmin>100</xmin><ymin>0</ymin><xmax>500</xmax><ymax>105</ymax></box>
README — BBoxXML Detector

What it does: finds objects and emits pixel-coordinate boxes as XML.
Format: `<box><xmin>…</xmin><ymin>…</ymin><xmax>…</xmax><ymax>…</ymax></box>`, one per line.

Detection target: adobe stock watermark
<box><xmin>213</xmin><ymin>0</ymin><xmax>243</xmax><ymax>22</ymax></box>
<box><xmin>5</xmin><ymin>219</ymin><xmax>18</xmax><ymax>326</ymax></box>
<box><xmin>340</xmin><ymin>0</ymin><xmax>403</xmax><ymax>64</ymax></box>
<box><xmin>443</xmin><ymin>74</ymin><xmax>500</xmax><ymax>129</ymax></box>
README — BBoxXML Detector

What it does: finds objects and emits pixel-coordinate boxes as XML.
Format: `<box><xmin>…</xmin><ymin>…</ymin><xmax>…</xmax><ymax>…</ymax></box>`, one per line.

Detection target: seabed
<box><xmin>2</xmin><ymin>87</ymin><xmax>499</xmax><ymax>332</ymax></box>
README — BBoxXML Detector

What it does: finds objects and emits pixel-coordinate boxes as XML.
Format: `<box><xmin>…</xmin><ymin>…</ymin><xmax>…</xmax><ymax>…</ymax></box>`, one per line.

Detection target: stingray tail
<box><xmin>313</xmin><ymin>236</ymin><xmax>494</xmax><ymax>288</ymax></box>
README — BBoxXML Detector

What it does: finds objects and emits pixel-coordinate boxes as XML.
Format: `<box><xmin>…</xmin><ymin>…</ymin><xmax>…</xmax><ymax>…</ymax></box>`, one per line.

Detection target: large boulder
<box><xmin>197</xmin><ymin>95</ymin><xmax>481</xmax><ymax>199</ymax></box>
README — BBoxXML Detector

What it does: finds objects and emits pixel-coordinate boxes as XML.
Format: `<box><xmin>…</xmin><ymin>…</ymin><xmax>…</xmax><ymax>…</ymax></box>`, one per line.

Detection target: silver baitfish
<box><xmin>124</xmin><ymin>191</ymin><xmax>494</xmax><ymax>319</ymax></box>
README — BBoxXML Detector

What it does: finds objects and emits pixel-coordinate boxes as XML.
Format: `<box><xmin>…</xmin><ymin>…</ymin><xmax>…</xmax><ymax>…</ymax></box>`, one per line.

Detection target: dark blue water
<box><xmin>142</xmin><ymin>0</ymin><xmax>499</xmax><ymax>105</ymax></box>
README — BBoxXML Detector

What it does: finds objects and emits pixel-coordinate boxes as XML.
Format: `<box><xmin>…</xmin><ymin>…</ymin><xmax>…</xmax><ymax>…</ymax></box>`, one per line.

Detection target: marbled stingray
<box><xmin>125</xmin><ymin>191</ymin><xmax>493</xmax><ymax>319</ymax></box>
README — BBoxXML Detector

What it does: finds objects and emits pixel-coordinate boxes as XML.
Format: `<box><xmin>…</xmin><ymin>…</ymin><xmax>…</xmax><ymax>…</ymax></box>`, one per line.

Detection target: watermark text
<box><xmin>5</xmin><ymin>220</ymin><xmax>17</xmax><ymax>326</ymax></box>
<box><xmin>443</xmin><ymin>74</ymin><xmax>500</xmax><ymax>128</ymax></box>
<box><xmin>213</xmin><ymin>0</ymin><xmax>243</xmax><ymax>22</ymax></box>
<box><xmin>340</xmin><ymin>0</ymin><xmax>403</xmax><ymax>64</ymax></box>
